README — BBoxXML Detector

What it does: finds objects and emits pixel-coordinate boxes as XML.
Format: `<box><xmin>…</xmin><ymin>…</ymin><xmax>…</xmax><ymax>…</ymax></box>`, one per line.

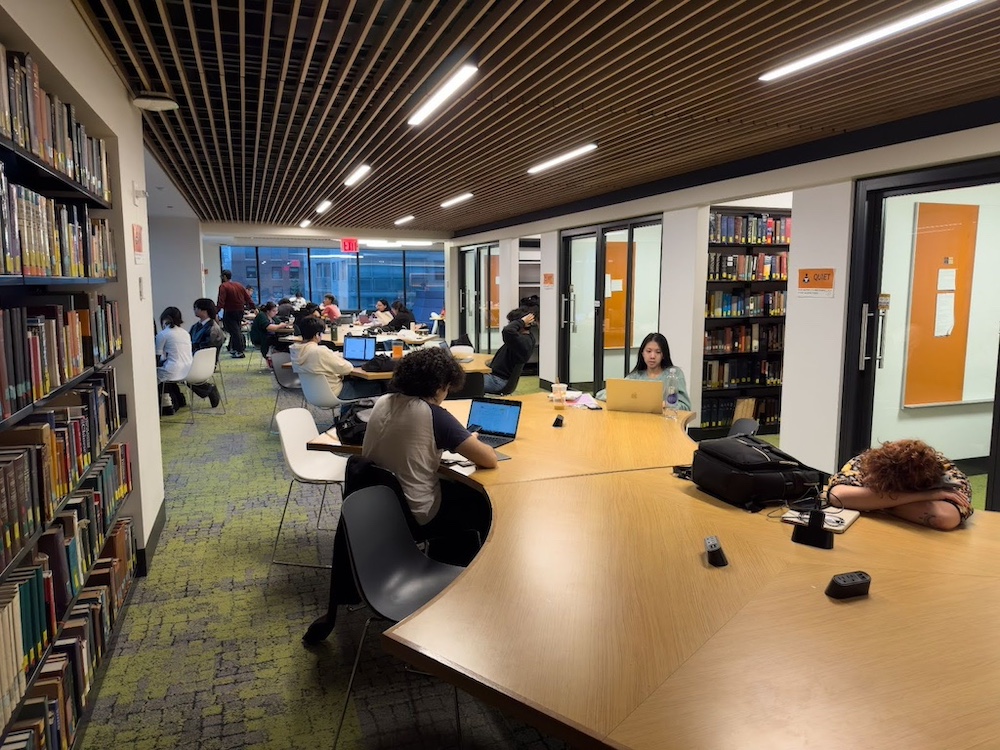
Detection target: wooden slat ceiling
<box><xmin>73</xmin><ymin>0</ymin><xmax>1000</xmax><ymax>234</ymax></box>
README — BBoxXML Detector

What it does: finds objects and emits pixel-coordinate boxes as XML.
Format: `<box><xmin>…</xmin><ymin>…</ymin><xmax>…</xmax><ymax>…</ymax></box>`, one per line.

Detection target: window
<box><xmin>258</xmin><ymin>247</ymin><xmax>310</xmax><ymax>303</ymax></box>
<box><xmin>358</xmin><ymin>251</ymin><xmax>404</xmax><ymax>312</ymax></box>
<box><xmin>309</xmin><ymin>250</ymin><xmax>358</xmax><ymax>310</ymax></box>
<box><xmin>405</xmin><ymin>250</ymin><xmax>445</xmax><ymax>325</ymax></box>
<box><xmin>220</xmin><ymin>246</ymin><xmax>256</xmax><ymax>290</ymax></box>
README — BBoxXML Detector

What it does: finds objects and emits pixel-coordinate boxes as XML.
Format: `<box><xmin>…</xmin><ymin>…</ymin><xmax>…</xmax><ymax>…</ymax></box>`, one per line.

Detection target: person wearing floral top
<box><xmin>825</xmin><ymin>439</ymin><xmax>972</xmax><ymax>530</ymax></box>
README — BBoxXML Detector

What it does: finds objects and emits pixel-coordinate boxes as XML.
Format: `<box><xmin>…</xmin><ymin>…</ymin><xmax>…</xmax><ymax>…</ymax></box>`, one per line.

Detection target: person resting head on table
<box><xmin>826</xmin><ymin>439</ymin><xmax>972</xmax><ymax>531</ymax></box>
<box><xmin>363</xmin><ymin>346</ymin><xmax>497</xmax><ymax>565</ymax></box>
<box><xmin>289</xmin><ymin>316</ymin><xmax>381</xmax><ymax>400</ymax></box>
<box><xmin>595</xmin><ymin>332</ymin><xmax>691</xmax><ymax>410</ymax></box>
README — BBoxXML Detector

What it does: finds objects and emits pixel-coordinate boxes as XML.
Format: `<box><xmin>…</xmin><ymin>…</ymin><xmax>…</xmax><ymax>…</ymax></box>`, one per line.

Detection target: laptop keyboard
<box><xmin>477</xmin><ymin>434</ymin><xmax>512</xmax><ymax>448</ymax></box>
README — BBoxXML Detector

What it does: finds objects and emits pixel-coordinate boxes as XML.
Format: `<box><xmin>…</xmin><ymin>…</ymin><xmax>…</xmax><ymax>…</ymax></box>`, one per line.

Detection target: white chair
<box><xmin>268</xmin><ymin>351</ymin><xmax>304</xmax><ymax>433</ymax></box>
<box><xmin>186</xmin><ymin>348</ymin><xmax>226</xmax><ymax>416</ymax></box>
<box><xmin>297</xmin><ymin>370</ymin><xmax>364</xmax><ymax>427</ymax></box>
<box><xmin>273</xmin><ymin>408</ymin><xmax>347</xmax><ymax>569</ymax></box>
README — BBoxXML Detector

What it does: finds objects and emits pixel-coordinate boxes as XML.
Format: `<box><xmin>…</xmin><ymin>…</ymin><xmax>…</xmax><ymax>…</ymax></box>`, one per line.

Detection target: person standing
<box><xmin>217</xmin><ymin>270</ymin><xmax>252</xmax><ymax>358</ymax></box>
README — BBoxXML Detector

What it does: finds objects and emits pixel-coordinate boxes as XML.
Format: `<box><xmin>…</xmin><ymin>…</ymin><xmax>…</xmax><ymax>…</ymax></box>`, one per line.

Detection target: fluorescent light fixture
<box><xmin>405</xmin><ymin>241</ymin><xmax>434</xmax><ymax>246</ymax></box>
<box><xmin>315</xmin><ymin>200</ymin><xmax>332</xmax><ymax>213</ymax></box>
<box><xmin>299</xmin><ymin>219</ymin><xmax>311</xmax><ymax>228</ymax></box>
<box><xmin>407</xmin><ymin>63</ymin><xmax>478</xmax><ymax>126</ymax></box>
<box><xmin>441</xmin><ymin>192</ymin><xmax>473</xmax><ymax>208</ymax></box>
<box><xmin>344</xmin><ymin>164</ymin><xmax>371</xmax><ymax>187</ymax></box>
<box><xmin>527</xmin><ymin>143</ymin><xmax>598</xmax><ymax>174</ymax></box>
<box><xmin>363</xmin><ymin>241</ymin><xmax>402</xmax><ymax>249</ymax></box>
<box><xmin>360</xmin><ymin>239</ymin><xmax>387</xmax><ymax>246</ymax></box>
<box><xmin>759</xmin><ymin>0</ymin><xmax>983</xmax><ymax>81</ymax></box>
<box><xmin>394</xmin><ymin>215</ymin><xmax>415</xmax><ymax>226</ymax></box>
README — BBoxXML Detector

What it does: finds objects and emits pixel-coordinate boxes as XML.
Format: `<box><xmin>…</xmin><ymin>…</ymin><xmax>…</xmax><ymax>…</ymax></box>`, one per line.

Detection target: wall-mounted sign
<box><xmin>133</xmin><ymin>224</ymin><xmax>145</xmax><ymax>264</ymax></box>
<box><xmin>341</xmin><ymin>237</ymin><xmax>359</xmax><ymax>253</ymax></box>
<box><xmin>797</xmin><ymin>268</ymin><xmax>835</xmax><ymax>298</ymax></box>
<box><xmin>543</xmin><ymin>272</ymin><xmax>554</xmax><ymax>289</ymax></box>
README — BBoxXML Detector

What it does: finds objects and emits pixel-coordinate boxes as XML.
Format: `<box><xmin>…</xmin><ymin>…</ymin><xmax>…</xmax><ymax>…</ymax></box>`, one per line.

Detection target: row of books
<box><xmin>705</xmin><ymin>290</ymin><xmax>786</xmax><ymax>318</ymax></box>
<box><xmin>704</xmin><ymin>322</ymin><xmax>785</xmax><ymax>355</ymax></box>
<box><xmin>0</xmin><ymin>47</ymin><xmax>111</xmax><ymax>202</ymax></box>
<box><xmin>0</xmin><ymin>294</ymin><xmax>123</xmax><ymax>419</ymax></box>
<box><xmin>0</xmin><ymin>164</ymin><xmax>116</xmax><ymax>279</ymax></box>
<box><xmin>707</xmin><ymin>251</ymin><xmax>788</xmax><ymax>282</ymax></box>
<box><xmin>700</xmin><ymin>397</ymin><xmax>781</xmax><ymax>429</ymax></box>
<box><xmin>0</xmin><ymin>517</ymin><xmax>134</xmax><ymax>748</ymax></box>
<box><xmin>709</xmin><ymin>212</ymin><xmax>791</xmax><ymax>245</ymax></box>
<box><xmin>703</xmin><ymin>358</ymin><xmax>783</xmax><ymax>389</ymax></box>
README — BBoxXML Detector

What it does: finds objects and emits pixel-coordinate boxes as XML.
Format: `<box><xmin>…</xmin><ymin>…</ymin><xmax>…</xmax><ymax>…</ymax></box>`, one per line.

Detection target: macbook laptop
<box><xmin>342</xmin><ymin>335</ymin><xmax>376</xmax><ymax>366</ymax></box>
<box><xmin>605</xmin><ymin>378</ymin><xmax>664</xmax><ymax>414</ymax></box>
<box><xmin>466</xmin><ymin>397</ymin><xmax>522</xmax><ymax>449</ymax></box>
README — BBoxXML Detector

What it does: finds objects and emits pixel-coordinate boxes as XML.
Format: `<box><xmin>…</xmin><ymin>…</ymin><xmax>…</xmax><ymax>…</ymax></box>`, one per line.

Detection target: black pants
<box><xmin>223</xmin><ymin>312</ymin><xmax>245</xmax><ymax>353</ymax></box>
<box><xmin>161</xmin><ymin>382</ymin><xmax>186</xmax><ymax>408</ymax></box>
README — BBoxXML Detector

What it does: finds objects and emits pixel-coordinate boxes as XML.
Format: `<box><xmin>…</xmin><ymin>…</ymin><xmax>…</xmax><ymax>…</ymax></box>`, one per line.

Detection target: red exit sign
<box><xmin>341</xmin><ymin>237</ymin><xmax>359</xmax><ymax>253</ymax></box>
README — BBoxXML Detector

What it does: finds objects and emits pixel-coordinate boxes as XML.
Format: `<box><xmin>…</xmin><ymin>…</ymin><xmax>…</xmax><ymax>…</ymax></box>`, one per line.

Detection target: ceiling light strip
<box><xmin>527</xmin><ymin>143</ymin><xmax>598</xmax><ymax>174</ymax></box>
<box><xmin>440</xmin><ymin>192</ymin><xmax>473</xmax><ymax>208</ymax></box>
<box><xmin>344</xmin><ymin>164</ymin><xmax>371</xmax><ymax>186</ymax></box>
<box><xmin>316</xmin><ymin>200</ymin><xmax>332</xmax><ymax>213</ymax></box>
<box><xmin>407</xmin><ymin>63</ymin><xmax>478</xmax><ymax>125</ymax></box>
<box><xmin>394</xmin><ymin>215</ymin><xmax>415</xmax><ymax>225</ymax></box>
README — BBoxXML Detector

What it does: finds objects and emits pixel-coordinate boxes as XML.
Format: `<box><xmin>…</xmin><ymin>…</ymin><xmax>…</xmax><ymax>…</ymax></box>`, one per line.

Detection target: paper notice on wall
<box><xmin>611</xmin><ymin>278</ymin><xmax>623</xmax><ymax>293</ymax></box>
<box><xmin>934</xmin><ymin>292</ymin><xmax>955</xmax><ymax>337</ymax></box>
<box><xmin>937</xmin><ymin>268</ymin><xmax>956</xmax><ymax>291</ymax></box>
<box><xmin>605</xmin><ymin>273</ymin><xmax>612</xmax><ymax>298</ymax></box>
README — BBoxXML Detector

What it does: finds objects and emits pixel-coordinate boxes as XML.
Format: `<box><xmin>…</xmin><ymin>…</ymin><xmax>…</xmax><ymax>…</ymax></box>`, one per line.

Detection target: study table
<box><xmin>282</xmin><ymin>352</ymin><xmax>492</xmax><ymax>381</ymax></box>
<box><xmin>307</xmin><ymin>394</ymin><xmax>1000</xmax><ymax>749</ymax></box>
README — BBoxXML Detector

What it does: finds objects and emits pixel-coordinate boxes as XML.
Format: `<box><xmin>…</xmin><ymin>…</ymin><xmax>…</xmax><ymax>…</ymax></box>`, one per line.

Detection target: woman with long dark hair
<box><xmin>595</xmin><ymin>332</ymin><xmax>691</xmax><ymax>409</ymax></box>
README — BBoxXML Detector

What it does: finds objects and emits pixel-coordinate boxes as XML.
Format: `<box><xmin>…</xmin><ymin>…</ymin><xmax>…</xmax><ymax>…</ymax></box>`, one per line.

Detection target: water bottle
<box><xmin>665</xmin><ymin>367</ymin><xmax>679</xmax><ymax>419</ymax></box>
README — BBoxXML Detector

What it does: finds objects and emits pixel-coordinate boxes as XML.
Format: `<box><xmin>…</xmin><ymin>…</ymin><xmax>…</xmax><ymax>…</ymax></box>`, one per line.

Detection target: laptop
<box><xmin>605</xmin><ymin>378</ymin><xmax>664</xmax><ymax>414</ymax></box>
<box><xmin>342</xmin><ymin>335</ymin><xmax>376</xmax><ymax>366</ymax></box>
<box><xmin>466</xmin><ymin>397</ymin><xmax>522</xmax><ymax>448</ymax></box>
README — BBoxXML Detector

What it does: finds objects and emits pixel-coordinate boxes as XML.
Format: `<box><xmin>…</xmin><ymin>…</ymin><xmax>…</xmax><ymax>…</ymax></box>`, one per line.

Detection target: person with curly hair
<box><xmin>825</xmin><ymin>439</ymin><xmax>972</xmax><ymax>530</ymax></box>
<box><xmin>362</xmin><ymin>347</ymin><xmax>497</xmax><ymax>562</ymax></box>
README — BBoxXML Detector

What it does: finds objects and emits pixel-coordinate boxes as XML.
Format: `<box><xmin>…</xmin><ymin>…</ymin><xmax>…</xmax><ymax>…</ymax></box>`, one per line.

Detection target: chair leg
<box><xmin>316</xmin><ymin>483</ymin><xmax>332</xmax><ymax>528</ymax></box>
<box><xmin>271</xmin><ymin>480</ymin><xmax>332</xmax><ymax>570</ymax></box>
<box><xmin>455</xmin><ymin>686</ymin><xmax>462</xmax><ymax>747</ymax></box>
<box><xmin>212</xmin><ymin>375</ymin><xmax>228</xmax><ymax>415</ymax></box>
<box><xmin>334</xmin><ymin>617</ymin><xmax>374</xmax><ymax>750</ymax></box>
<box><xmin>216</xmin><ymin>367</ymin><xmax>228</xmax><ymax>404</ymax></box>
<box><xmin>186</xmin><ymin>385</ymin><xmax>195</xmax><ymax>424</ymax></box>
<box><xmin>269</xmin><ymin>389</ymin><xmax>282</xmax><ymax>434</ymax></box>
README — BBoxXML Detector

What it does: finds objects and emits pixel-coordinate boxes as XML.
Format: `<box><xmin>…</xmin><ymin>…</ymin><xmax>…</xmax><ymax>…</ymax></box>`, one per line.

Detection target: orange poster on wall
<box><xmin>903</xmin><ymin>203</ymin><xmax>978</xmax><ymax>407</ymax></box>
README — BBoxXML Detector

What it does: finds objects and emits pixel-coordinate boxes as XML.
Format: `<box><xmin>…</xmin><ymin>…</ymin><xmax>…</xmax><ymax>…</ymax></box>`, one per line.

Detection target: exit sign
<box><xmin>341</xmin><ymin>237</ymin><xmax>359</xmax><ymax>253</ymax></box>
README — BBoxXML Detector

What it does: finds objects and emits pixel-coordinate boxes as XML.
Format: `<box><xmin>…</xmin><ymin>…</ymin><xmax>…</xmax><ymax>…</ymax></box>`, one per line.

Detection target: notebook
<box><xmin>781</xmin><ymin>508</ymin><xmax>861</xmax><ymax>533</ymax></box>
<box><xmin>466</xmin><ymin>398</ymin><xmax>522</xmax><ymax>449</ymax></box>
<box><xmin>605</xmin><ymin>378</ymin><xmax>663</xmax><ymax>414</ymax></box>
<box><xmin>342</xmin><ymin>335</ymin><xmax>376</xmax><ymax>366</ymax></box>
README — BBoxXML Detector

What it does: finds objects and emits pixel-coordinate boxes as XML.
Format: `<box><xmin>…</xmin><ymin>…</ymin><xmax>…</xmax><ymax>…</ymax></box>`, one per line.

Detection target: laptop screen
<box><xmin>343</xmin><ymin>336</ymin><xmax>375</xmax><ymax>361</ymax></box>
<box><xmin>467</xmin><ymin>398</ymin><xmax>522</xmax><ymax>438</ymax></box>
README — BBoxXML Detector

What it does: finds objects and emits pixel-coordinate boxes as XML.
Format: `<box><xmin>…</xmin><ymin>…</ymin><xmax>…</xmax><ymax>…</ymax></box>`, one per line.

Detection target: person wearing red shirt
<box><xmin>216</xmin><ymin>269</ymin><xmax>252</xmax><ymax>358</ymax></box>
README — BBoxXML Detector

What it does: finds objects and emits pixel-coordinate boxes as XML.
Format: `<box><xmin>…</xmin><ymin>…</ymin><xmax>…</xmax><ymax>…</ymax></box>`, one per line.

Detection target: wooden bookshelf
<box><xmin>0</xmin><ymin>44</ymin><xmax>136</xmax><ymax>750</ymax></box>
<box><xmin>694</xmin><ymin>207</ymin><xmax>791</xmax><ymax>440</ymax></box>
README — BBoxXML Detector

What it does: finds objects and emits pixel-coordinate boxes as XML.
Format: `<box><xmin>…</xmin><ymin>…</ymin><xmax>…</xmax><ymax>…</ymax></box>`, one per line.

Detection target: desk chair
<box><xmin>186</xmin><ymin>348</ymin><xmax>226</xmax><ymax>416</ymax></box>
<box><xmin>334</xmin><ymin>485</ymin><xmax>464</xmax><ymax>749</ymax></box>
<box><xmin>268</xmin><ymin>352</ymin><xmax>305</xmax><ymax>433</ymax></box>
<box><xmin>273</xmin><ymin>409</ymin><xmax>346</xmax><ymax>569</ymax></box>
<box><xmin>297</xmin><ymin>370</ymin><xmax>363</xmax><ymax>428</ymax></box>
<box><xmin>497</xmin><ymin>362</ymin><xmax>524</xmax><ymax>396</ymax></box>
<box><xmin>728</xmin><ymin>417</ymin><xmax>760</xmax><ymax>437</ymax></box>
<box><xmin>445</xmin><ymin>372</ymin><xmax>485</xmax><ymax>400</ymax></box>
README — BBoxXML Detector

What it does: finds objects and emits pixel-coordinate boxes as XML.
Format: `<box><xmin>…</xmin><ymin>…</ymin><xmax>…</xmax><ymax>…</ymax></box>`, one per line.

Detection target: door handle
<box><xmin>459</xmin><ymin>289</ymin><xmax>465</xmax><ymax>312</ymax></box>
<box><xmin>560</xmin><ymin>294</ymin><xmax>569</xmax><ymax>329</ymax></box>
<box><xmin>858</xmin><ymin>302</ymin><xmax>873</xmax><ymax>371</ymax></box>
<box><xmin>571</xmin><ymin>292</ymin><xmax>578</xmax><ymax>333</ymax></box>
<box><xmin>875</xmin><ymin>308</ymin><xmax>887</xmax><ymax>369</ymax></box>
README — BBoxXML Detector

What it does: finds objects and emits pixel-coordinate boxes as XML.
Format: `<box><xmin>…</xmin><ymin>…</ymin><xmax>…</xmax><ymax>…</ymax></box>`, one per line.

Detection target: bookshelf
<box><xmin>695</xmin><ymin>207</ymin><xmax>791</xmax><ymax>439</ymax></box>
<box><xmin>0</xmin><ymin>44</ymin><xmax>137</xmax><ymax>750</ymax></box>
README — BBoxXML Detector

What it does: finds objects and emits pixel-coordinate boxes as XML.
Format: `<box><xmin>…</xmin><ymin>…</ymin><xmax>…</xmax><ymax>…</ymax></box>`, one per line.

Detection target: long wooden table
<box><xmin>309</xmin><ymin>393</ymin><xmax>1000</xmax><ymax>748</ymax></box>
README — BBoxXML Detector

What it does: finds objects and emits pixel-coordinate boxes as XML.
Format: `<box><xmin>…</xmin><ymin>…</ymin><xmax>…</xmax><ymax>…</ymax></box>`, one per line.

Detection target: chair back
<box><xmin>299</xmin><ymin>370</ymin><xmax>343</xmax><ymax>409</ymax></box>
<box><xmin>186</xmin><ymin>348</ymin><xmax>217</xmax><ymax>385</ymax></box>
<box><xmin>498</xmin><ymin>362</ymin><xmax>525</xmax><ymax>396</ymax></box>
<box><xmin>270</xmin><ymin>352</ymin><xmax>301</xmax><ymax>390</ymax></box>
<box><xmin>275</xmin><ymin>407</ymin><xmax>346</xmax><ymax>483</ymax></box>
<box><xmin>728</xmin><ymin>417</ymin><xmax>760</xmax><ymax>437</ymax></box>
<box><xmin>345</xmin><ymin>456</ymin><xmax>422</xmax><ymax>538</ymax></box>
<box><xmin>340</xmin><ymin>485</ymin><xmax>463</xmax><ymax>622</ymax></box>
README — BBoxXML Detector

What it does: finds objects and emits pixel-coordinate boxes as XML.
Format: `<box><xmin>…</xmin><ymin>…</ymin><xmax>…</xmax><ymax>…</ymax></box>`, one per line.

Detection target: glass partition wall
<box><xmin>458</xmin><ymin>243</ymin><xmax>501</xmax><ymax>353</ymax></box>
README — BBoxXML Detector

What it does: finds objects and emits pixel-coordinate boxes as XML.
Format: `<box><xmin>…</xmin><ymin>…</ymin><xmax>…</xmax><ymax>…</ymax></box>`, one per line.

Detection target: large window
<box><xmin>220</xmin><ymin>245</ymin><xmax>445</xmax><ymax>321</ymax></box>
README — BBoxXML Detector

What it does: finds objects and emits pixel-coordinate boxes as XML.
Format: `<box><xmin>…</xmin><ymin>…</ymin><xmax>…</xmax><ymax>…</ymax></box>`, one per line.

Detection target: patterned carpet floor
<box><xmin>77</xmin><ymin>353</ymin><xmax>564</xmax><ymax>750</ymax></box>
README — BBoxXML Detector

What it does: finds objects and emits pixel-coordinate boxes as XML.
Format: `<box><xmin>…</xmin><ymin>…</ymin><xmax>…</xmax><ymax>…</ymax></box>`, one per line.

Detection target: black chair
<box><xmin>728</xmin><ymin>417</ymin><xmax>760</xmax><ymax>437</ymax></box>
<box><xmin>445</xmin><ymin>372</ymin><xmax>485</xmax><ymax>400</ymax></box>
<box><xmin>333</xmin><ymin>485</ymin><xmax>465</xmax><ymax>748</ymax></box>
<box><xmin>497</xmin><ymin>362</ymin><xmax>524</xmax><ymax>396</ymax></box>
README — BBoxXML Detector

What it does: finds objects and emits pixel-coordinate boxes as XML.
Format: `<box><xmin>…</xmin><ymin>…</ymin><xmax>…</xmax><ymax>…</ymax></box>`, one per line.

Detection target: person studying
<box><xmin>596</xmin><ymin>332</ymin><xmax>691</xmax><ymax>410</ymax></box>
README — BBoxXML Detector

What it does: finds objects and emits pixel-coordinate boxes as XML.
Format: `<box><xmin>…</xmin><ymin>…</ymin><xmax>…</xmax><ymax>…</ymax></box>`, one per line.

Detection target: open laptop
<box><xmin>466</xmin><ymin>397</ymin><xmax>522</xmax><ymax>448</ymax></box>
<box><xmin>342</xmin><ymin>335</ymin><xmax>376</xmax><ymax>366</ymax></box>
<box><xmin>605</xmin><ymin>378</ymin><xmax>664</xmax><ymax>414</ymax></box>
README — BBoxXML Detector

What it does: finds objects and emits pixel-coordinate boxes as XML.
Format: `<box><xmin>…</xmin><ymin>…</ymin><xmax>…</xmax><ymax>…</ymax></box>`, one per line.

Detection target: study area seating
<box><xmin>333</xmin><ymin>485</ymin><xmax>464</xmax><ymax>748</ymax></box>
<box><xmin>273</xmin><ymin>409</ymin><xmax>346</xmax><ymax>569</ymax></box>
<box><xmin>727</xmin><ymin>417</ymin><xmax>759</xmax><ymax>436</ymax></box>
<box><xmin>186</xmin><ymin>348</ymin><xmax>227</xmax><ymax>416</ymax></box>
<box><xmin>496</xmin><ymin>361</ymin><xmax>524</xmax><ymax>396</ymax></box>
<box><xmin>297</xmin><ymin>370</ymin><xmax>364</xmax><ymax>426</ymax></box>
<box><xmin>268</xmin><ymin>352</ymin><xmax>304</xmax><ymax>433</ymax></box>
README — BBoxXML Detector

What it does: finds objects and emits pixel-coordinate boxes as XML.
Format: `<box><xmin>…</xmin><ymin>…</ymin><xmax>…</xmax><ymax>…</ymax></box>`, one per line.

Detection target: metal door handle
<box><xmin>571</xmin><ymin>293</ymin><xmax>578</xmax><ymax>333</ymax></box>
<box><xmin>875</xmin><ymin>309</ymin><xmax>887</xmax><ymax>369</ymax></box>
<box><xmin>560</xmin><ymin>294</ymin><xmax>569</xmax><ymax>328</ymax></box>
<box><xmin>459</xmin><ymin>289</ymin><xmax>466</xmax><ymax>312</ymax></box>
<box><xmin>858</xmin><ymin>302</ymin><xmax>872</xmax><ymax>371</ymax></box>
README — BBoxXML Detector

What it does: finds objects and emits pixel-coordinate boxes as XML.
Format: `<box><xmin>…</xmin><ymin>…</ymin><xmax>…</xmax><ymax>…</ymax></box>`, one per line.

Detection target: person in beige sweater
<box><xmin>289</xmin><ymin>317</ymin><xmax>381</xmax><ymax>399</ymax></box>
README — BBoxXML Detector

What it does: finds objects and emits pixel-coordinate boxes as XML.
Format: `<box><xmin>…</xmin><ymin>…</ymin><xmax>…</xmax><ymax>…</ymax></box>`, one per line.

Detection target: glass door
<box><xmin>562</xmin><ymin>234</ymin><xmax>599</xmax><ymax>390</ymax></box>
<box><xmin>841</xmin><ymin>158</ymin><xmax>1000</xmax><ymax>511</ymax></box>
<box><xmin>458</xmin><ymin>244</ymin><xmax>500</xmax><ymax>352</ymax></box>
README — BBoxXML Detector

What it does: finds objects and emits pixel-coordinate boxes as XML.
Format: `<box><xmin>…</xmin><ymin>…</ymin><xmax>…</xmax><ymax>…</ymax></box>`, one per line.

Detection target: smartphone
<box><xmin>467</xmin><ymin>423</ymin><xmax>482</xmax><ymax>433</ymax></box>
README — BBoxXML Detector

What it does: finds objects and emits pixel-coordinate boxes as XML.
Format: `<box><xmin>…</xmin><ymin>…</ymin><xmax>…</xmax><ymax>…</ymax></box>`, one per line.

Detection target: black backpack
<box><xmin>333</xmin><ymin>399</ymin><xmax>377</xmax><ymax>445</ymax></box>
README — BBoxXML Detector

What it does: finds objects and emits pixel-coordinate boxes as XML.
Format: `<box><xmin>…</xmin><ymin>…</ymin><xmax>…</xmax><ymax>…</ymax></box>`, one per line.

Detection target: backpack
<box><xmin>333</xmin><ymin>399</ymin><xmax>377</xmax><ymax>445</ymax></box>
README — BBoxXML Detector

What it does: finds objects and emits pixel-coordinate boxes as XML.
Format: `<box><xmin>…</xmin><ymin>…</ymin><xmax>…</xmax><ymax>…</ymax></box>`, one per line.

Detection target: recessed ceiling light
<box><xmin>527</xmin><ymin>143</ymin><xmax>598</xmax><ymax>175</ymax></box>
<box><xmin>440</xmin><ymin>192</ymin><xmax>473</xmax><ymax>208</ymax></box>
<box><xmin>759</xmin><ymin>0</ymin><xmax>983</xmax><ymax>81</ymax></box>
<box><xmin>344</xmin><ymin>164</ymin><xmax>371</xmax><ymax>187</ymax></box>
<box><xmin>299</xmin><ymin>219</ymin><xmax>311</xmax><ymax>228</ymax></box>
<box><xmin>407</xmin><ymin>63</ymin><xmax>478</xmax><ymax>126</ymax></box>
<box><xmin>394</xmin><ymin>215</ymin><xmax>415</xmax><ymax>226</ymax></box>
<box><xmin>316</xmin><ymin>200</ymin><xmax>332</xmax><ymax>213</ymax></box>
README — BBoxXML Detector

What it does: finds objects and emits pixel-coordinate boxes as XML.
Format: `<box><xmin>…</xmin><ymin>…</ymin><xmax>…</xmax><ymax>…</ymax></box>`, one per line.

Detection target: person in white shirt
<box><xmin>289</xmin><ymin>317</ymin><xmax>380</xmax><ymax>399</ymax></box>
<box><xmin>155</xmin><ymin>306</ymin><xmax>193</xmax><ymax>415</ymax></box>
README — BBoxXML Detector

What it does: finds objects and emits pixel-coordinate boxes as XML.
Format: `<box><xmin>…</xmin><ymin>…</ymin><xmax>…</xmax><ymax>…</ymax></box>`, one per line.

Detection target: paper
<box><xmin>604</xmin><ymin>273</ymin><xmax>612</xmax><ymax>298</ymax></box>
<box><xmin>441</xmin><ymin>451</ymin><xmax>478</xmax><ymax>476</ymax></box>
<box><xmin>611</xmin><ymin>278</ymin><xmax>623</xmax><ymax>293</ymax></box>
<box><xmin>934</xmin><ymin>292</ymin><xmax>955</xmax><ymax>337</ymax></box>
<box><xmin>936</xmin><ymin>268</ymin><xmax>956</xmax><ymax>291</ymax></box>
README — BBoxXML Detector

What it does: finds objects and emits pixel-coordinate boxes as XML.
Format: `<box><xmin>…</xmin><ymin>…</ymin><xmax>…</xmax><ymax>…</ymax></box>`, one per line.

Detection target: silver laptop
<box><xmin>605</xmin><ymin>378</ymin><xmax>664</xmax><ymax>414</ymax></box>
<box><xmin>466</xmin><ymin>398</ymin><xmax>522</xmax><ymax>448</ymax></box>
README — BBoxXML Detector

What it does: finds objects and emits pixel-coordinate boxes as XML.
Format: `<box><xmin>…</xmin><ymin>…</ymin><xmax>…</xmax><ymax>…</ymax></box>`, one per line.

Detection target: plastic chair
<box><xmin>728</xmin><ymin>417</ymin><xmax>760</xmax><ymax>437</ymax></box>
<box><xmin>273</xmin><ymin>408</ymin><xmax>346</xmax><ymax>569</ymax></box>
<box><xmin>268</xmin><ymin>352</ymin><xmax>305</xmax><ymax>433</ymax></box>
<box><xmin>333</xmin><ymin>485</ymin><xmax>465</xmax><ymax>748</ymax></box>
<box><xmin>186</xmin><ymin>348</ymin><xmax>226</xmax><ymax>416</ymax></box>
<box><xmin>297</xmin><ymin>370</ymin><xmax>363</xmax><ymax>427</ymax></box>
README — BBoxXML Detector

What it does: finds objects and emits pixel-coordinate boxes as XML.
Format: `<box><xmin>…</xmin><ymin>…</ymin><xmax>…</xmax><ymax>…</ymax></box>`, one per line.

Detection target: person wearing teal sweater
<box><xmin>595</xmin><ymin>332</ymin><xmax>691</xmax><ymax>410</ymax></box>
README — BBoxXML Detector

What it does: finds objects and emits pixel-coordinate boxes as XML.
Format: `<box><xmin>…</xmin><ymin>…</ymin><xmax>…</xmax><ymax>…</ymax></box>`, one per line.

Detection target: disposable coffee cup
<box><xmin>551</xmin><ymin>383</ymin><xmax>568</xmax><ymax>410</ymax></box>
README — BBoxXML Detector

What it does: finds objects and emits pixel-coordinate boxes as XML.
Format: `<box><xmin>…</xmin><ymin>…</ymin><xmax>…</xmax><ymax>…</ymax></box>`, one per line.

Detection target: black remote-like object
<box><xmin>825</xmin><ymin>571</ymin><xmax>871</xmax><ymax>599</ymax></box>
<box><xmin>704</xmin><ymin>536</ymin><xmax>728</xmax><ymax>567</ymax></box>
<box><xmin>553</xmin><ymin>415</ymin><xmax>564</xmax><ymax>427</ymax></box>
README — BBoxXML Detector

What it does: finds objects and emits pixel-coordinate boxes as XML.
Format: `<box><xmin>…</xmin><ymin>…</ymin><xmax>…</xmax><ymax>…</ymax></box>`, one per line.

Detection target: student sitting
<box><xmin>826</xmin><ymin>439</ymin><xmax>972</xmax><ymax>530</ymax></box>
<box><xmin>188</xmin><ymin>298</ymin><xmax>224</xmax><ymax>407</ymax></box>
<box><xmin>381</xmin><ymin>300</ymin><xmax>416</xmax><ymax>332</ymax></box>
<box><xmin>595</xmin><ymin>332</ymin><xmax>691</xmax><ymax>410</ymax></box>
<box><xmin>289</xmin><ymin>317</ymin><xmax>380</xmax><ymax>400</ymax></box>
<box><xmin>484</xmin><ymin>307</ymin><xmax>537</xmax><ymax>395</ymax></box>
<box><xmin>156</xmin><ymin>306</ymin><xmax>193</xmax><ymax>416</ymax></box>
<box><xmin>249</xmin><ymin>301</ymin><xmax>290</xmax><ymax>360</ymax></box>
<box><xmin>321</xmin><ymin>294</ymin><xmax>341</xmax><ymax>324</ymax></box>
